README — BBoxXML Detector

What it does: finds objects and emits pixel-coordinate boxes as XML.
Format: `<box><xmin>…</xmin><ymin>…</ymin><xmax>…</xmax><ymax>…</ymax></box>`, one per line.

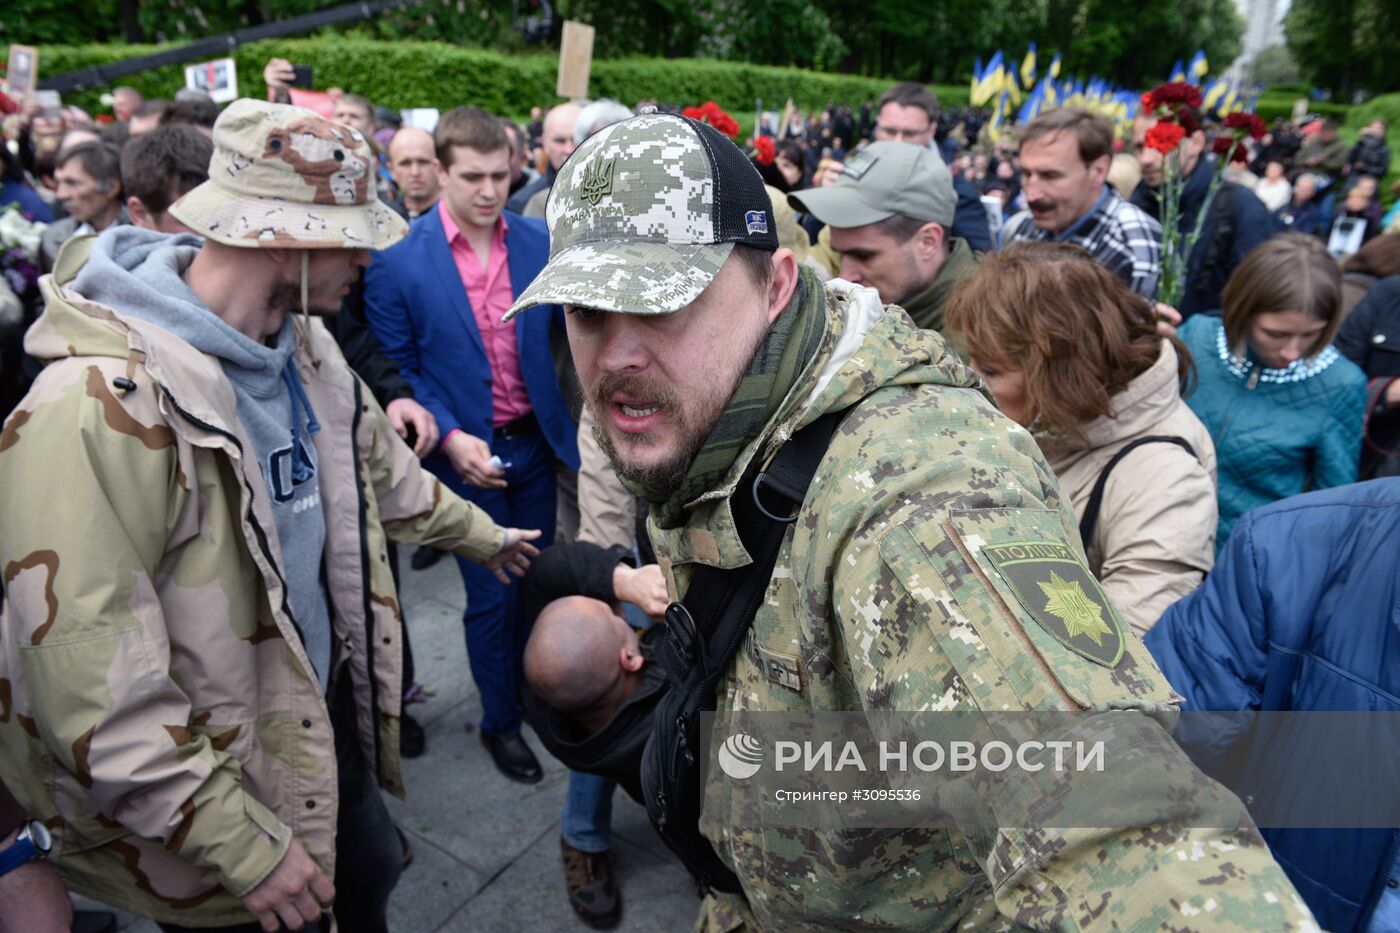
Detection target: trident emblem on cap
<box><xmin>580</xmin><ymin>157</ymin><xmax>616</xmax><ymax>206</ymax></box>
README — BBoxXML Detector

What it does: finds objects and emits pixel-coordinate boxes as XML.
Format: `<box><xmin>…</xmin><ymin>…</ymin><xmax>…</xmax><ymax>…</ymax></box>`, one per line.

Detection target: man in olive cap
<box><xmin>0</xmin><ymin>99</ymin><xmax>540</xmax><ymax>933</ymax></box>
<box><xmin>505</xmin><ymin>112</ymin><xmax>1316</xmax><ymax>932</ymax></box>
<box><xmin>788</xmin><ymin>140</ymin><xmax>977</xmax><ymax>335</ymax></box>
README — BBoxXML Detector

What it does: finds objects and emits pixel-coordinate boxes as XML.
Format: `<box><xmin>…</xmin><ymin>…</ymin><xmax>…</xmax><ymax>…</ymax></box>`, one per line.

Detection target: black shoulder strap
<box><xmin>1078</xmin><ymin>435</ymin><xmax>1198</xmax><ymax>547</ymax></box>
<box><xmin>669</xmin><ymin>407</ymin><xmax>848</xmax><ymax>705</ymax></box>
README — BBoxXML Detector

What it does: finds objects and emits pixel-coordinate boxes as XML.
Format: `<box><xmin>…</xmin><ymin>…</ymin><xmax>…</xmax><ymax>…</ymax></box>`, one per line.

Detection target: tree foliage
<box><xmin>3</xmin><ymin>0</ymin><xmax>1245</xmax><ymax>91</ymax></box>
<box><xmin>1285</xmin><ymin>0</ymin><xmax>1400</xmax><ymax>99</ymax></box>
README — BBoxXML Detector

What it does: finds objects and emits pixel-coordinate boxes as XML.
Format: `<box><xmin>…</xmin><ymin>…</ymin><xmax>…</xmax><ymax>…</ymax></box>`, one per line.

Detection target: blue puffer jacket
<box><xmin>1146</xmin><ymin>479</ymin><xmax>1400</xmax><ymax>933</ymax></box>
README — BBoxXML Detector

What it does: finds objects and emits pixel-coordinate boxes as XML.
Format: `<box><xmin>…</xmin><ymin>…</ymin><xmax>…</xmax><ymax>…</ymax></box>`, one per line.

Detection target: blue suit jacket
<box><xmin>363</xmin><ymin>207</ymin><xmax>579</xmax><ymax>474</ymax></box>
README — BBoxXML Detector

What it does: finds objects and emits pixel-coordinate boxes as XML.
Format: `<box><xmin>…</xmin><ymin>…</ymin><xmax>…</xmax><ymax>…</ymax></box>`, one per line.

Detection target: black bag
<box><xmin>640</xmin><ymin>408</ymin><xmax>848</xmax><ymax>894</ymax></box>
<box><xmin>1078</xmin><ymin>435</ymin><xmax>1198</xmax><ymax>546</ymax></box>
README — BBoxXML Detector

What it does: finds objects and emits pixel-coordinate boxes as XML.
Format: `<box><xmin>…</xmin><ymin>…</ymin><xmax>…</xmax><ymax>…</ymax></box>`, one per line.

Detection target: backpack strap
<box><xmin>662</xmin><ymin>407</ymin><xmax>850</xmax><ymax>702</ymax></box>
<box><xmin>1078</xmin><ymin>435</ymin><xmax>1199</xmax><ymax>547</ymax></box>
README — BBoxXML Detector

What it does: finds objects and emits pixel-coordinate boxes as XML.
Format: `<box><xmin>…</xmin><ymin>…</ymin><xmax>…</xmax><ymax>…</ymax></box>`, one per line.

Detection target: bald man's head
<box><xmin>388</xmin><ymin>126</ymin><xmax>440</xmax><ymax>213</ymax></box>
<box><xmin>525</xmin><ymin>596</ymin><xmax>646</xmax><ymax>738</ymax></box>
<box><xmin>542</xmin><ymin>102</ymin><xmax>583</xmax><ymax>171</ymax></box>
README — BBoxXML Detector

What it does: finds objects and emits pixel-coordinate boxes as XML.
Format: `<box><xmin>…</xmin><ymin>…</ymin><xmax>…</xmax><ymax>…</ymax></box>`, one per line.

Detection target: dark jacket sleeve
<box><xmin>327</xmin><ymin>277</ymin><xmax>414</xmax><ymax>407</ymax></box>
<box><xmin>364</xmin><ymin>248</ymin><xmax>463</xmax><ymax>440</ymax></box>
<box><xmin>1336</xmin><ymin>277</ymin><xmax>1400</xmax><ymax>376</ymax></box>
<box><xmin>951</xmin><ymin>175</ymin><xmax>994</xmax><ymax>252</ymax></box>
<box><xmin>520</xmin><ymin>542</ymin><xmax>632</xmax><ymax>628</ymax></box>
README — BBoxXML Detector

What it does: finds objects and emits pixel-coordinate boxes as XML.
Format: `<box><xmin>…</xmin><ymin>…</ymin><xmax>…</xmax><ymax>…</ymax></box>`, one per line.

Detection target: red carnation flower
<box><xmin>1145</xmin><ymin>121</ymin><xmax>1187</xmax><ymax>155</ymax></box>
<box><xmin>1221</xmin><ymin>112</ymin><xmax>1267</xmax><ymax>140</ymax></box>
<box><xmin>683</xmin><ymin>100</ymin><xmax>740</xmax><ymax>139</ymax></box>
<box><xmin>753</xmin><ymin>135</ymin><xmax>776</xmax><ymax>165</ymax></box>
<box><xmin>1146</xmin><ymin>82</ymin><xmax>1204</xmax><ymax>112</ymax></box>
<box><xmin>1212</xmin><ymin>136</ymin><xmax>1249</xmax><ymax>163</ymax></box>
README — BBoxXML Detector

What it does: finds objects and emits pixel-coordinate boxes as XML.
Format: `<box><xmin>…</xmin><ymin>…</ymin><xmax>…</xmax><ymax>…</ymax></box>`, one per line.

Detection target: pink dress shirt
<box><xmin>439</xmin><ymin>201</ymin><xmax>532</xmax><ymax>428</ymax></box>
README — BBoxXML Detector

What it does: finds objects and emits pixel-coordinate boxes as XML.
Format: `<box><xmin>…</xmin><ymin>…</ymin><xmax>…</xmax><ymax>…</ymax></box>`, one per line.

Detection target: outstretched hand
<box><xmin>485</xmin><ymin>528</ymin><xmax>541</xmax><ymax>583</ymax></box>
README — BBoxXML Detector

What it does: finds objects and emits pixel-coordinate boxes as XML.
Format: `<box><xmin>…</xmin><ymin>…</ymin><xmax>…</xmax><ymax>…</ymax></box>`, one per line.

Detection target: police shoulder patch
<box><xmin>980</xmin><ymin>540</ymin><xmax>1125</xmax><ymax>668</ymax></box>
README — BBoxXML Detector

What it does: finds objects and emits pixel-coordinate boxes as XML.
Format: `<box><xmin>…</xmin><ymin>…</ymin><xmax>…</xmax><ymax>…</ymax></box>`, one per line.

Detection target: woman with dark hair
<box><xmin>1340</xmin><ymin>232</ymin><xmax>1400</xmax><ymax>315</ymax></box>
<box><xmin>945</xmin><ymin>241</ymin><xmax>1217</xmax><ymax>635</ymax></box>
<box><xmin>1178</xmin><ymin>232</ymin><xmax>1367</xmax><ymax>548</ymax></box>
<box><xmin>751</xmin><ymin>137</ymin><xmax>811</xmax><ymax>260</ymax></box>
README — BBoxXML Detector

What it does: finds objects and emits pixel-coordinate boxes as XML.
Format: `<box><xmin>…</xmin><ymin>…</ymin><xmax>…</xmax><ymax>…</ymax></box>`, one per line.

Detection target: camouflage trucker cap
<box><xmin>169</xmin><ymin>99</ymin><xmax>407</xmax><ymax>250</ymax></box>
<box><xmin>504</xmin><ymin>112</ymin><xmax>778</xmax><ymax>320</ymax></box>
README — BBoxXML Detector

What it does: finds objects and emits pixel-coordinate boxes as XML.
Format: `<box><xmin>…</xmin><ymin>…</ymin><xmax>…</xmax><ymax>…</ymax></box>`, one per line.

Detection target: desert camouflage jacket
<box><xmin>0</xmin><ymin>237</ymin><xmax>505</xmax><ymax>925</ymax></box>
<box><xmin>648</xmin><ymin>279</ymin><xmax>1316</xmax><ymax>932</ymax></box>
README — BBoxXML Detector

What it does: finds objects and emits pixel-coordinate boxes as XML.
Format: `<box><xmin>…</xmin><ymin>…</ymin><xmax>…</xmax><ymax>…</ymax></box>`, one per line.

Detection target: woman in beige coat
<box><xmin>945</xmin><ymin>242</ymin><xmax>1217</xmax><ymax>636</ymax></box>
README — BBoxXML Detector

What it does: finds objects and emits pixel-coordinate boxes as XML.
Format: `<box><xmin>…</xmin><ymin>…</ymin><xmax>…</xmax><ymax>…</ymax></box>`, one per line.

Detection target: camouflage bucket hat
<box><xmin>169</xmin><ymin>99</ymin><xmax>407</xmax><ymax>250</ymax></box>
<box><xmin>504</xmin><ymin>112</ymin><xmax>778</xmax><ymax>320</ymax></box>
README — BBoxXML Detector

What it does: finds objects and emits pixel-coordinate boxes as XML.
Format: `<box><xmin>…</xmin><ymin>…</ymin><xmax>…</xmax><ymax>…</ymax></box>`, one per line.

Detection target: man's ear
<box><xmin>619</xmin><ymin>644</ymin><xmax>645</xmax><ymax>673</ymax></box>
<box><xmin>766</xmin><ymin>248</ymin><xmax>799</xmax><ymax>325</ymax></box>
<box><xmin>914</xmin><ymin>221</ymin><xmax>946</xmax><ymax>261</ymax></box>
<box><xmin>126</xmin><ymin>196</ymin><xmax>153</xmax><ymax>231</ymax></box>
<box><xmin>1088</xmin><ymin>154</ymin><xmax>1111</xmax><ymax>187</ymax></box>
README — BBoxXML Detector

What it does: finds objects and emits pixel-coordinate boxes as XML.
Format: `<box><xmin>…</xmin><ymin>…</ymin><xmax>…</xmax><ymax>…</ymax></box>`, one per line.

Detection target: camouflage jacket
<box><xmin>648</xmin><ymin>281</ymin><xmax>1317</xmax><ymax>932</ymax></box>
<box><xmin>0</xmin><ymin>237</ymin><xmax>506</xmax><ymax>925</ymax></box>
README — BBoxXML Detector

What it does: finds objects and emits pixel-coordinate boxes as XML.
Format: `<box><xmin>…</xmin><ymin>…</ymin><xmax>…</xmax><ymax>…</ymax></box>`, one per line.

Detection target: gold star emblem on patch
<box><xmin>1037</xmin><ymin>572</ymin><xmax>1113</xmax><ymax>646</ymax></box>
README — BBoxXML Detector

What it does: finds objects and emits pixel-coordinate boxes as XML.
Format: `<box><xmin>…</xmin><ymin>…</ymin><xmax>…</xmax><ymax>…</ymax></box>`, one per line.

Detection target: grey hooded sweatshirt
<box><xmin>72</xmin><ymin>226</ymin><xmax>333</xmax><ymax>691</ymax></box>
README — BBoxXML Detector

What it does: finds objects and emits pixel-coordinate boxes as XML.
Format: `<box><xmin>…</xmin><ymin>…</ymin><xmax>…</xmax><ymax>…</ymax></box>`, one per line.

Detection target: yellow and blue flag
<box><xmin>1188</xmin><ymin>49</ymin><xmax>1209</xmax><ymax>80</ymax></box>
<box><xmin>1021</xmin><ymin>43</ymin><xmax>1037</xmax><ymax>89</ymax></box>
<box><xmin>1048</xmin><ymin>52</ymin><xmax>1062</xmax><ymax>79</ymax></box>
<box><xmin>1170</xmin><ymin>58</ymin><xmax>1186</xmax><ymax>83</ymax></box>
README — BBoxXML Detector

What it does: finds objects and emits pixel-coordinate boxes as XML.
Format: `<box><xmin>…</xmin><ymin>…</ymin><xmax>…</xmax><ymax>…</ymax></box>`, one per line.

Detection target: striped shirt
<box><xmin>1001</xmin><ymin>186</ymin><xmax>1163</xmax><ymax>300</ymax></box>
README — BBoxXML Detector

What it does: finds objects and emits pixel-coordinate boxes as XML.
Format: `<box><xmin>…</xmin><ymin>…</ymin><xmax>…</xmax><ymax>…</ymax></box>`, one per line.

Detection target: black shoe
<box><xmin>410</xmin><ymin>545</ymin><xmax>445</xmax><ymax>571</ymax></box>
<box><xmin>480</xmin><ymin>731</ymin><xmax>543</xmax><ymax>783</ymax></box>
<box><xmin>400</xmin><ymin>712</ymin><xmax>426</xmax><ymax>759</ymax></box>
<box><xmin>561</xmin><ymin>839</ymin><xmax>622</xmax><ymax>929</ymax></box>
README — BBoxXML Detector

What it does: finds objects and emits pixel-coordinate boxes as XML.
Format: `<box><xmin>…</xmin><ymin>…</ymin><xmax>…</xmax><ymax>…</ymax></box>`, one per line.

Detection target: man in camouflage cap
<box><xmin>506</xmin><ymin>112</ymin><xmax>1318</xmax><ymax>931</ymax></box>
<box><xmin>0</xmin><ymin>99</ymin><xmax>540</xmax><ymax>932</ymax></box>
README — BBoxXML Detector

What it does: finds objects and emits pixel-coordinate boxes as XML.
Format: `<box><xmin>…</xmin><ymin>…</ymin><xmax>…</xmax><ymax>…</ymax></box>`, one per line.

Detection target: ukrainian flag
<box><xmin>1188</xmin><ymin>49</ymin><xmax>1209</xmax><ymax>80</ymax></box>
<box><xmin>1170</xmin><ymin>59</ymin><xmax>1186</xmax><ymax>83</ymax></box>
<box><xmin>1048</xmin><ymin>52</ymin><xmax>1062</xmax><ymax>79</ymax></box>
<box><xmin>972</xmin><ymin>51</ymin><xmax>1004</xmax><ymax>107</ymax></box>
<box><xmin>1021</xmin><ymin>43</ymin><xmax>1037</xmax><ymax>89</ymax></box>
<box><xmin>1203</xmin><ymin>78</ymin><xmax>1227</xmax><ymax>112</ymax></box>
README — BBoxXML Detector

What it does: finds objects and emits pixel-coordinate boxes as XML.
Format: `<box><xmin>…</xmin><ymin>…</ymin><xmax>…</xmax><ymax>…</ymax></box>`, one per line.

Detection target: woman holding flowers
<box><xmin>1178</xmin><ymin>233</ymin><xmax>1367</xmax><ymax>549</ymax></box>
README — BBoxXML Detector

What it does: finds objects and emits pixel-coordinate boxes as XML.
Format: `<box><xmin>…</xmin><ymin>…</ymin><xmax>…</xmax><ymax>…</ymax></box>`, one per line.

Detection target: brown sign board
<box><xmin>557</xmin><ymin>20</ymin><xmax>595</xmax><ymax>100</ymax></box>
<box><xmin>7</xmin><ymin>45</ymin><xmax>39</xmax><ymax>99</ymax></box>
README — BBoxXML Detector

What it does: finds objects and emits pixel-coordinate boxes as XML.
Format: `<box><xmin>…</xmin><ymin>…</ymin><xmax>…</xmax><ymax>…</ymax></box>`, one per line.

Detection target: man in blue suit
<box><xmin>366</xmin><ymin>107</ymin><xmax>579</xmax><ymax>784</ymax></box>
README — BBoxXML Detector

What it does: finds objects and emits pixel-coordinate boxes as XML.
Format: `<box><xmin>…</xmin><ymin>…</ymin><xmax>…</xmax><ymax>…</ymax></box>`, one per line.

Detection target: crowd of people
<box><xmin>1</xmin><ymin>58</ymin><xmax>1398</xmax><ymax>933</ymax></box>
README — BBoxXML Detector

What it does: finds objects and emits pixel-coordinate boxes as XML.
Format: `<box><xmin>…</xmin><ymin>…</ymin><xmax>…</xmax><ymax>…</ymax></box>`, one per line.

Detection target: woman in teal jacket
<box><xmin>1178</xmin><ymin>232</ymin><xmax>1367</xmax><ymax>549</ymax></box>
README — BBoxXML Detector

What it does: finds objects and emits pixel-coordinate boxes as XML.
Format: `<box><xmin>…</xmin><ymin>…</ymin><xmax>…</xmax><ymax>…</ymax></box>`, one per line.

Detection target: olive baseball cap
<box><xmin>504</xmin><ymin>112</ymin><xmax>778</xmax><ymax>320</ymax></box>
<box><xmin>787</xmin><ymin>141</ymin><xmax>955</xmax><ymax>229</ymax></box>
<box><xmin>170</xmin><ymin>98</ymin><xmax>407</xmax><ymax>250</ymax></box>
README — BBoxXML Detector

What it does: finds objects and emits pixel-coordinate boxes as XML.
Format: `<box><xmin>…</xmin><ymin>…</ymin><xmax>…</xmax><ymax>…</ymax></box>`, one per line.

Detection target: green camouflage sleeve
<box><xmin>0</xmin><ymin>362</ymin><xmax>291</xmax><ymax>898</ymax></box>
<box><xmin>358</xmin><ymin>378</ymin><xmax>506</xmax><ymax>563</ymax></box>
<box><xmin>830</xmin><ymin>447</ymin><xmax>1317</xmax><ymax>929</ymax></box>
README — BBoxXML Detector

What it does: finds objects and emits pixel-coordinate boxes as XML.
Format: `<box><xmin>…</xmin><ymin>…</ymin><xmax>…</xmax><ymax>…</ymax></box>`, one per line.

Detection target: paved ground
<box><xmin>79</xmin><ymin>550</ymin><xmax>698</xmax><ymax>932</ymax></box>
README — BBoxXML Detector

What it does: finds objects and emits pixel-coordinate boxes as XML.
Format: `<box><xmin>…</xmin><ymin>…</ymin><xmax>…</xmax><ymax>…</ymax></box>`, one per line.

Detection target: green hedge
<box><xmin>1254</xmin><ymin>92</ymin><xmax>1350</xmax><ymax>124</ymax></box>
<box><xmin>7</xmin><ymin>39</ymin><xmax>966</xmax><ymax>123</ymax></box>
<box><xmin>1345</xmin><ymin>93</ymin><xmax>1400</xmax><ymax>201</ymax></box>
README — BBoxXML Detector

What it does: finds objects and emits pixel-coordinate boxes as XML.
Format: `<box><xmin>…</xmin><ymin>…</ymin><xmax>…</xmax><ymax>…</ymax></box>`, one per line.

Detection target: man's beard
<box><xmin>268</xmin><ymin>280</ymin><xmax>338</xmax><ymax>318</ymax></box>
<box><xmin>587</xmin><ymin>366</ymin><xmax>742</xmax><ymax>500</ymax></box>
